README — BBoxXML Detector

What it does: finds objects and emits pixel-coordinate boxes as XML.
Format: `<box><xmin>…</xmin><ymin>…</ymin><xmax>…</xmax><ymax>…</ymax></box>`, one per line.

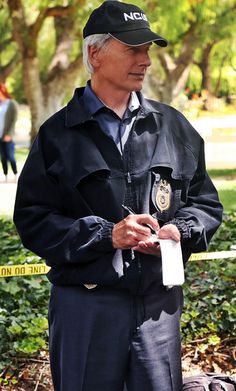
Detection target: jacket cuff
<box><xmin>164</xmin><ymin>218</ymin><xmax>192</xmax><ymax>242</ymax></box>
<box><xmin>95</xmin><ymin>221</ymin><xmax>115</xmax><ymax>251</ymax></box>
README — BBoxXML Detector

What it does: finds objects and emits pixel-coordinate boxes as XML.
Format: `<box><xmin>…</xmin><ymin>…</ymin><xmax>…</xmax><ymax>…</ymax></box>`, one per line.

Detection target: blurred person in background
<box><xmin>0</xmin><ymin>83</ymin><xmax>18</xmax><ymax>182</ymax></box>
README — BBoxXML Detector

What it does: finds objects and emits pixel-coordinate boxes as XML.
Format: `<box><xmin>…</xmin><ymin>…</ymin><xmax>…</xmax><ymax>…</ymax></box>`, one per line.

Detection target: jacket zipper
<box><xmin>125</xmin><ymin>170</ymin><xmax>142</xmax><ymax>294</ymax></box>
<box><xmin>126</xmin><ymin>171</ymin><xmax>132</xmax><ymax>184</ymax></box>
<box><xmin>123</xmin><ymin>116</ymin><xmax>142</xmax><ymax>294</ymax></box>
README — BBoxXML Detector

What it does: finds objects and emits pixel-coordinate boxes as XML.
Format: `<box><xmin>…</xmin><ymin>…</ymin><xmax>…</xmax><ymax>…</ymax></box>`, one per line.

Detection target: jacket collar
<box><xmin>65</xmin><ymin>86</ymin><xmax>162</xmax><ymax>128</ymax></box>
<box><xmin>136</xmin><ymin>92</ymin><xmax>162</xmax><ymax>118</ymax></box>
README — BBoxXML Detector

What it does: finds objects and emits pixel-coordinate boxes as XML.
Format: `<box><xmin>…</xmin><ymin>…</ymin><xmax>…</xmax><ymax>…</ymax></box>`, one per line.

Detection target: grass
<box><xmin>212</xmin><ymin>128</ymin><xmax>236</xmax><ymax>136</ymax></box>
<box><xmin>15</xmin><ymin>147</ymin><xmax>29</xmax><ymax>163</ymax></box>
<box><xmin>218</xmin><ymin>189</ymin><xmax>236</xmax><ymax>212</ymax></box>
<box><xmin>212</xmin><ymin>179</ymin><xmax>236</xmax><ymax>212</ymax></box>
<box><xmin>183</xmin><ymin>104</ymin><xmax>236</xmax><ymax>121</ymax></box>
<box><xmin>208</xmin><ymin>168</ymin><xmax>236</xmax><ymax>178</ymax></box>
<box><xmin>192</xmin><ymin>105</ymin><xmax>236</xmax><ymax>118</ymax></box>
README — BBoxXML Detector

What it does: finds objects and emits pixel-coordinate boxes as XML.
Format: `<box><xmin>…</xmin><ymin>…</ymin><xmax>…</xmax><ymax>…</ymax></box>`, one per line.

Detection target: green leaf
<box><xmin>208</xmin><ymin>334</ymin><xmax>221</xmax><ymax>345</ymax></box>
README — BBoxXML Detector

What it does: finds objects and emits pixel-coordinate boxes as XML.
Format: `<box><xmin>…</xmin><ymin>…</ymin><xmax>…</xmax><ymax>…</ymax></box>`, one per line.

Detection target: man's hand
<box><xmin>132</xmin><ymin>240</ymin><xmax>161</xmax><ymax>256</ymax></box>
<box><xmin>158</xmin><ymin>224</ymin><xmax>181</xmax><ymax>242</ymax></box>
<box><xmin>112</xmin><ymin>214</ymin><xmax>159</xmax><ymax>249</ymax></box>
<box><xmin>130</xmin><ymin>224</ymin><xmax>181</xmax><ymax>256</ymax></box>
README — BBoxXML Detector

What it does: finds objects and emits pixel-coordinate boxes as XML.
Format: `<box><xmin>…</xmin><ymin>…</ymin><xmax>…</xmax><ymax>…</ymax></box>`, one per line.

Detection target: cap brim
<box><xmin>109</xmin><ymin>29</ymin><xmax>168</xmax><ymax>47</ymax></box>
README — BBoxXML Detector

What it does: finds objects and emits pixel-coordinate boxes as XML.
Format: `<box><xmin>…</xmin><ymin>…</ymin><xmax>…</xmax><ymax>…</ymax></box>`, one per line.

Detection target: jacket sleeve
<box><xmin>13</xmin><ymin>129</ymin><xmax>115</xmax><ymax>265</ymax></box>
<box><xmin>168</xmin><ymin>138</ymin><xmax>223</xmax><ymax>253</ymax></box>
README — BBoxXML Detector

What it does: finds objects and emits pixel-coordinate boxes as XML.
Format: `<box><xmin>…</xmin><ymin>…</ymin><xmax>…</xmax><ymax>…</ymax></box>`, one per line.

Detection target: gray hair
<box><xmin>83</xmin><ymin>34</ymin><xmax>112</xmax><ymax>74</ymax></box>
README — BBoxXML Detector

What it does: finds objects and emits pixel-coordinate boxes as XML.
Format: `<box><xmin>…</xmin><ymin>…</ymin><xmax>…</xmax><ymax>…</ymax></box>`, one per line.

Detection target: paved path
<box><xmin>0</xmin><ymin>178</ymin><xmax>16</xmax><ymax>218</ymax></box>
<box><xmin>190</xmin><ymin>115</ymin><xmax>236</xmax><ymax>170</ymax></box>
<box><xmin>190</xmin><ymin>114</ymin><xmax>236</xmax><ymax>136</ymax></box>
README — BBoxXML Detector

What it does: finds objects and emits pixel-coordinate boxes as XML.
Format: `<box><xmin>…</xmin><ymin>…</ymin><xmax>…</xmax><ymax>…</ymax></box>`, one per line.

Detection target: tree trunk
<box><xmin>8</xmin><ymin>0</ymin><xmax>84</xmax><ymax>144</ymax></box>
<box><xmin>148</xmin><ymin>24</ymin><xmax>198</xmax><ymax>104</ymax></box>
<box><xmin>214</xmin><ymin>54</ymin><xmax>228</xmax><ymax>96</ymax></box>
<box><xmin>198</xmin><ymin>43</ymin><xmax>215</xmax><ymax>110</ymax></box>
<box><xmin>161</xmin><ymin>64</ymin><xmax>192</xmax><ymax>104</ymax></box>
<box><xmin>200</xmin><ymin>43</ymin><xmax>214</xmax><ymax>92</ymax></box>
<box><xmin>23</xmin><ymin>54</ymin><xmax>83</xmax><ymax>143</ymax></box>
<box><xmin>22</xmin><ymin>58</ymin><xmax>47</xmax><ymax>142</ymax></box>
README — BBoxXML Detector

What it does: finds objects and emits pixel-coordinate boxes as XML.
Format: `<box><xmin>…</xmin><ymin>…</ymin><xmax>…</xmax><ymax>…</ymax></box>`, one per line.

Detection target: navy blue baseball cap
<box><xmin>83</xmin><ymin>1</ymin><xmax>168</xmax><ymax>47</ymax></box>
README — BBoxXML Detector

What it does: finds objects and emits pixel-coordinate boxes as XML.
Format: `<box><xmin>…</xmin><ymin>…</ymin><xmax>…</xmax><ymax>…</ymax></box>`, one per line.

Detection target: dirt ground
<box><xmin>1</xmin><ymin>339</ymin><xmax>235</xmax><ymax>391</ymax></box>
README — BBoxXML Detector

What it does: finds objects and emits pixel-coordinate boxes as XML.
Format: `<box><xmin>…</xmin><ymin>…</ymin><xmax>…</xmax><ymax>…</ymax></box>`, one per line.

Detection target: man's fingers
<box><xmin>158</xmin><ymin>224</ymin><xmax>181</xmax><ymax>242</ymax></box>
<box><xmin>112</xmin><ymin>214</ymin><xmax>159</xmax><ymax>249</ymax></box>
<box><xmin>136</xmin><ymin>214</ymin><xmax>159</xmax><ymax>231</ymax></box>
<box><xmin>133</xmin><ymin>241</ymin><xmax>161</xmax><ymax>256</ymax></box>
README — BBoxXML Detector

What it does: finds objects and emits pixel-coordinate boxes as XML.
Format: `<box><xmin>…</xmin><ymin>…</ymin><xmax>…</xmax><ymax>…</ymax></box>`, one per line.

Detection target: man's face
<box><xmin>90</xmin><ymin>39</ymin><xmax>152</xmax><ymax>93</ymax></box>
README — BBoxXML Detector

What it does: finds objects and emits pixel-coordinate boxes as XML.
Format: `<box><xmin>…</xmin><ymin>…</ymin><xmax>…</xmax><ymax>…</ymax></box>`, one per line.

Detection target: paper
<box><xmin>159</xmin><ymin>239</ymin><xmax>185</xmax><ymax>286</ymax></box>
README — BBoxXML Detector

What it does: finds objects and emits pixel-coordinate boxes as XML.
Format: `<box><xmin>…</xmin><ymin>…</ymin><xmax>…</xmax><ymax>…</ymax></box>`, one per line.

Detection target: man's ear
<box><xmin>88</xmin><ymin>45</ymin><xmax>101</xmax><ymax>70</ymax></box>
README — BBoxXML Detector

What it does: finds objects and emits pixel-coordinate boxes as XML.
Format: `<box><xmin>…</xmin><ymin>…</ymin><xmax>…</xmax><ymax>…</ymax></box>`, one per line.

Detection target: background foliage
<box><xmin>1</xmin><ymin>0</ymin><xmax>236</xmax><ymax>140</ymax></box>
<box><xmin>0</xmin><ymin>214</ymin><xmax>235</xmax><ymax>374</ymax></box>
<box><xmin>183</xmin><ymin>213</ymin><xmax>236</xmax><ymax>343</ymax></box>
<box><xmin>0</xmin><ymin>220</ymin><xmax>50</xmax><ymax>372</ymax></box>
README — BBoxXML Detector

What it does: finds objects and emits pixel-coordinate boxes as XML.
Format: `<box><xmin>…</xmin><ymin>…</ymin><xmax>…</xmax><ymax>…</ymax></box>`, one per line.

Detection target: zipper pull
<box><xmin>126</xmin><ymin>172</ymin><xmax>132</xmax><ymax>183</ymax></box>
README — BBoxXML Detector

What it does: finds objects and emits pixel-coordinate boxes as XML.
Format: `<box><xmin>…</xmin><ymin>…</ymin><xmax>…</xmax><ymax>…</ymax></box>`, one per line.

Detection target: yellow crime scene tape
<box><xmin>0</xmin><ymin>250</ymin><xmax>236</xmax><ymax>278</ymax></box>
<box><xmin>0</xmin><ymin>263</ymin><xmax>50</xmax><ymax>278</ymax></box>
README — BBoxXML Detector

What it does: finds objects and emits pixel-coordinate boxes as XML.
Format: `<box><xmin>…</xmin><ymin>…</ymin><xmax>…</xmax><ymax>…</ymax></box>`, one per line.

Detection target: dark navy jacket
<box><xmin>13</xmin><ymin>88</ymin><xmax>223</xmax><ymax>295</ymax></box>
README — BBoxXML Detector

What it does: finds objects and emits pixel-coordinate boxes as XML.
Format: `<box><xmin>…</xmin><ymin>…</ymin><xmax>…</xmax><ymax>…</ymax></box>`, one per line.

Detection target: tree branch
<box><xmin>8</xmin><ymin>0</ymin><xmax>28</xmax><ymax>53</ymax></box>
<box><xmin>157</xmin><ymin>52</ymin><xmax>174</xmax><ymax>75</ymax></box>
<box><xmin>47</xmin><ymin>53</ymin><xmax>83</xmax><ymax>85</ymax></box>
<box><xmin>0</xmin><ymin>53</ymin><xmax>20</xmax><ymax>82</ymax></box>
<box><xmin>30</xmin><ymin>0</ymin><xmax>85</xmax><ymax>39</ymax></box>
<box><xmin>30</xmin><ymin>6</ymin><xmax>75</xmax><ymax>39</ymax></box>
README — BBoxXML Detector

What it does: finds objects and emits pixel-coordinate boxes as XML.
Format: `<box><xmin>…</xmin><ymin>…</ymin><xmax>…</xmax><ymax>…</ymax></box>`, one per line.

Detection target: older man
<box><xmin>14</xmin><ymin>1</ymin><xmax>223</xmax><ymax>390</ymax></box>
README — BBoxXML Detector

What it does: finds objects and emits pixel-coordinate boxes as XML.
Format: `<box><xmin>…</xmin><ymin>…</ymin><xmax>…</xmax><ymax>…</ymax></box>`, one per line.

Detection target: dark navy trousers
<box><xmin>48</xmin><ymin>285</ymin><xmax>183</xmax><ymax>391</ymax></box>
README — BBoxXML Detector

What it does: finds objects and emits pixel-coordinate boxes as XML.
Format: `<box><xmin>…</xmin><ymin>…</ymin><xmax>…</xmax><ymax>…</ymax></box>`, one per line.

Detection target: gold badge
<box><xmin>155</xmin><ymin>179</ymin><xmax>171</xmax><ymax>212</ymax></box>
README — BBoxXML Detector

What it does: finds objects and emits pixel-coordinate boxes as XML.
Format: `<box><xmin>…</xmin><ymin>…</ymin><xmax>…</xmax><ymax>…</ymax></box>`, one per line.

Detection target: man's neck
<box><xmin>90</xmin><ymin>79</ymin><xmax>131</xmax><ymax>119</ymax></box>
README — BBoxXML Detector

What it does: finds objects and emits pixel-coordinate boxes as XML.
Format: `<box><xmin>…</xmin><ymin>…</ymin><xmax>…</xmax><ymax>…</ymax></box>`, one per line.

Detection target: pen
<box><xmin>121</xmin><ymin>204</ymin><xmax>158</xmax><ymax>236</ymax></box>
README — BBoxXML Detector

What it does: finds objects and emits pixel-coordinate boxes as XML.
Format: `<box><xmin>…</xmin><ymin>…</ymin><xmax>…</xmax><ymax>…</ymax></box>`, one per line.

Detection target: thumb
<box><xmin>158</xmin><ymin>224</ymin><xmax>181</xmax><ymax>242</ymax></box>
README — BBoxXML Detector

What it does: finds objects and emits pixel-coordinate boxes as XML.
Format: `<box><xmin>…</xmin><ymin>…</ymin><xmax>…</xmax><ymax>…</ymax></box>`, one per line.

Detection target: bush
<box><xmin>0</xmin><ymin>215</ymin><xmax>235</xmax><ymax>370</ymax></box>
<box><xmin>182</xmin><ymin>213</ymin><xmax>236</xmax><ymax>346</ymax></box>
<box><xmin>0</xmin><ymin>219</ymin><xmax>50</xmax><ymax>370</ymax></box>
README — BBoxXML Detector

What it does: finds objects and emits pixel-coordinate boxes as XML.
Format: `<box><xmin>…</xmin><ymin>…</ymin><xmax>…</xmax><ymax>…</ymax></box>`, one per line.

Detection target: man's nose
<box><xmin>140</xmin><ymin>52</ymin><xmax>151</xmax><ymax>68</ymax></box>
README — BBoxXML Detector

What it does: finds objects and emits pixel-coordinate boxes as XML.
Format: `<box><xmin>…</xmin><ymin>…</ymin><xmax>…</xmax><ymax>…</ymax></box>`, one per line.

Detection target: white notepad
<box><xmin>159</xmin><ymin>239</ymin><xmax>185</xmax><ymax>286</ymax></box>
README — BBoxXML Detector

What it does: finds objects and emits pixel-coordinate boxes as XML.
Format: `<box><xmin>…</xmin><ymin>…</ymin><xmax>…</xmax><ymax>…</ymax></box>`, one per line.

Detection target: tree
<box><xmin>2</xmin><ymin>0</ymin><xmax>236</xmax><ymax>140</ymax></box>
<box><xmin>193</xmin><ymin>2</ymin><xmax>236</xmax><ymax>109</ymax></box>
<box><xmin>141</xmin><ymin>0</ymin><xmax>236</xmax><ymax>104</ymax></box>
<box><xmin>147</xmin><ymin>23</ymin><xmax>199</xmax><ymax>103</ymax></box>
<box><xmin>0</xmin><ymin>4</ymin><xmax>19</xmax><ymax>83</ymax></box>
<box><xmin>6</xmin><ymin>0</ymin><xmax>98</xmax><ymax>142</ymax></box>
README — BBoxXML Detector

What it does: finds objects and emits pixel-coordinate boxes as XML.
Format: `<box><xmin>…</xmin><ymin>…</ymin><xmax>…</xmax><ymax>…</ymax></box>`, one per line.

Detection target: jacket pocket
<box><xmin>151</xmin><ymin>171</ymin><xmax>184</xmax><ymax>222</ymax></box>
<box><xmin>75</xmin><ymin>168</ymin><xmax>125</xmax><ymax>222</ymax></box>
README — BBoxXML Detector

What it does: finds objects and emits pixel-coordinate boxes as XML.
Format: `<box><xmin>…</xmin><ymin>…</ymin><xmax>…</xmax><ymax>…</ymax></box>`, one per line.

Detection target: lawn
<box><xmin>208</xmin><ymin>169</ymin><xmax>236</xmax><ymax>212</ymax></box>
<box><xmin>15</xmin><ymin>148</ymin><xmax>29</xmax><ymax>163</ymax></box>
<box><xmin>213</xmin><ymin>179</ymin><xmax>236</xmax><ymax>212</ymax></box>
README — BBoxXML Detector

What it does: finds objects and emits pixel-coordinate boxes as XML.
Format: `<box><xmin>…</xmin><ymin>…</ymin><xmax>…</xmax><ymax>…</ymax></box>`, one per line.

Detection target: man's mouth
<box><xmin>129</xmin><ymin>73</ymin><xmax>145</xmax><ymax>78</ymax></box>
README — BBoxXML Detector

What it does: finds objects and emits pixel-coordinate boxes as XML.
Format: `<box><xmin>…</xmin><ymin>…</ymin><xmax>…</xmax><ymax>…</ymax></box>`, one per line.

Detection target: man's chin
<box><xmin>132</xmin><ymin>82</ymin><xmax>144</xmax><ymax>91</ymax></box>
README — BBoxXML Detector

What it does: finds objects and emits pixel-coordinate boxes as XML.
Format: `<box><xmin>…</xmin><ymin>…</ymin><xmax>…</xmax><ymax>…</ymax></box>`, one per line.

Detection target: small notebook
<box><xmin>159</xmin><ymin>239</ymin><xmax>185</xmax><ymax>286</ymax></box>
